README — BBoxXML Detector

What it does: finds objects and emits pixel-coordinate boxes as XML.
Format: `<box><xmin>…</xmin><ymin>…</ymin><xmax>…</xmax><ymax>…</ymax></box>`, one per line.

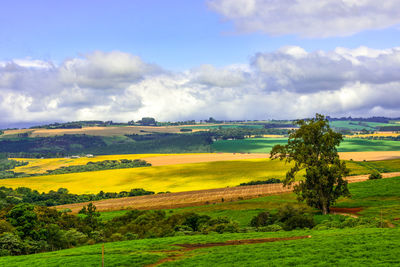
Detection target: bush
<box><xmin>258</xmin><ymin>224</ymin><xmax>283</xmax><ymax>232</ymax></box>
<box><xmin>282</xmin><ymin>214</ymin><xmax>315</xmax><ymax>230</ymax></box>
<box><xmin>369</xmin><ymin>171</ymin><xmax>383</xmax><ymax>180</ymax></box>
<box><xmin>250</xmin><ymin>212</ymin><xmax>273</xmax><ymax>227</ymax></box>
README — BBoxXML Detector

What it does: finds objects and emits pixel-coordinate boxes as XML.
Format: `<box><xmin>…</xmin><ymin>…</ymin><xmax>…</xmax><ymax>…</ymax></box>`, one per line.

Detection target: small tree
<box><xmin>270</xmin><ymin>114</ymin><xmax>349</xmax><ymax>214</ymax></box>
<box><xmin>79</xmin><ymin>203</ymin><xmax>100</xmax><ymax>230</ymax></box>
<box><xmin>369</xmin><ymin>171</ymin><xmax>382</xmax><ymax>180</ymax></box>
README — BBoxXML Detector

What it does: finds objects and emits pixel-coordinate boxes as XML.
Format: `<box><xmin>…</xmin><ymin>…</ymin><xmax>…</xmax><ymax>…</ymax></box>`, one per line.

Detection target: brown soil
<box><xmin>146</xmin><ymin>236</ymin><xmax>312</xmax><ymax>267</ymax></box>
<box><xmin>330</xmin><ymin>207</ymin><xmax>363</xmax><ymax>214</ymax></box>
<box><xmin>142</xmin><ymin>153</ymin><xmax>270</xmax><ymax>166</ymax></box>
<box><xmin>57</xmin><ymin>172</ymin><xmax>400</xmax><ymax>213</ymax></box>
<box><xmin>330</xmin><ymin>207</ymin><xmax>363</xmax><ymax>218</ymax></box>
<box><xmin>338</xmin><ymin>151</ymin><xmax>400</xmax><ymax>161</ymax></box>
<box><xmin>173</xmin><ymin>235</ymin><xmax>312</xmax><ymax>249</ymax></box>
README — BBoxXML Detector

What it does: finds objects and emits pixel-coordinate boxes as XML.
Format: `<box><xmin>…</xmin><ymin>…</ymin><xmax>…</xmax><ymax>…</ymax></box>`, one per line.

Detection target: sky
<box><xmin>1</xmin><ymin>0</ymin><xmax>400</xmax><ymax>128</ymax></box>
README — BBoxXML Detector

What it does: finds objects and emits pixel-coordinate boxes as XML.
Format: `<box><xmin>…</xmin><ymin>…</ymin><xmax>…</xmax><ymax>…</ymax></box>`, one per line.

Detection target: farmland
<box><xmin>213</xmin><ymin>137</ymin><xmax>400</xmax><ymax>153</ymax></box>
<box><xmin>57</xmin><ymin>173</ymin><xmax>400</xmax><ymax>214</ymax></box>
<box><xmin>0</xmin><ymin>125</ymin><xmax>196</xmax><ymax>138</ymax></box>
<box><xmin>2</xmin><ymin>159</ymin><xmax>301</xmax><ymax>194</ymax></box>
<box><xmin>0</xmin><ymin>228</ymin><xmax>398</xmax><ymax>266</ymax></box>
<box><xmin>3</xmin><ymin>155</ymin><xmax>400</xmax><ymax>194</ymax></box>
<box><xmin>9</xmin><ymin>151</ymin><xmax>400</xmax><ymax>176</ymax></box>
<box><xmin>330</xmin><ymin>120</ymin><xmax>399</xmax><ymax>131</ymax></box>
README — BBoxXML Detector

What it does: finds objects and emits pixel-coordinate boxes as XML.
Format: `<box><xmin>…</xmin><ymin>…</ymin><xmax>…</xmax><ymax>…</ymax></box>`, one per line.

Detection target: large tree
<box><xmin>270</xmin><ymin>114</ymin><xmax>349</xmax><ymax>214</ymax></box>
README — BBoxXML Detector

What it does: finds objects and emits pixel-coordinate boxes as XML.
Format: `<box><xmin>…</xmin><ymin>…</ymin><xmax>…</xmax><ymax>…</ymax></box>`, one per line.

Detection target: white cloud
<box><xmin>1</xmin><ymin>47</ymin><xmax>400</xmax><ymax>127</ymax></box>
<box><xmin>207</xmin><ymin>0</ymin><xmax>400</xmax><ymax>37</ymax></box>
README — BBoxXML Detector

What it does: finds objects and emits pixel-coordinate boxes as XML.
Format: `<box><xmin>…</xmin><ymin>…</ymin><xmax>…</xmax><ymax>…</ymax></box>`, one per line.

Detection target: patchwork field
<box><xmin>345</xmin><ymin>132</ymin><xmax>400</xmax><ymax>138</ymax></box>
<box><xmin>11</xmin><ymin>151</ymin><xmax>400</xmax><ymax>175</ymax></box>
<box><xmin>1</xmin><ymin>125</ymin><xmax>205</xmax><ymax>138</ymax></box>
<box><xmin>3</xmin><ymin>159</ymin><xmax>301</xmax><ymax>194</ymax></box>
<box><xmin>330</xmin><ymin>120</ymin><xmax>399</xmax><ymax>131</ymax></box>
<box><xmin>213</xmin><ymin>137</ymin><xmax>400</xmax><ymax>153</ymax></box>
<box><xmin>4</xmin><ymin>155</ymin><xmax>400</xmax><ymax>195</ymax></box>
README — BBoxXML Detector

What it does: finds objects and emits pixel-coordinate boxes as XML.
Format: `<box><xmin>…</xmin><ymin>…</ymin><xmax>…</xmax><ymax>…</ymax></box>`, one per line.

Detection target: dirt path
<box><xmin>330</xmin><ymin>207</ymin><xmax>362</xmax><ymax>218</ymax></box>
<box><xmin>57</xmin><ymin>172</ymin><xmax>400</xmax><ymax>213</ymax></box>
<box><xmin>147</xmin><ymin>236</ymin><xmax>312</xmax><ymax>267</ymax></box>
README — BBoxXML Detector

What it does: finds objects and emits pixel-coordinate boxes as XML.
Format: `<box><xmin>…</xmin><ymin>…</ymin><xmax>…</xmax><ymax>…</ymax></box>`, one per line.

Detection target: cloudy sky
<box><xmin>1</xmin><ymin>0</ymin><xmax>400</xmax><ymax>128</ymax></box>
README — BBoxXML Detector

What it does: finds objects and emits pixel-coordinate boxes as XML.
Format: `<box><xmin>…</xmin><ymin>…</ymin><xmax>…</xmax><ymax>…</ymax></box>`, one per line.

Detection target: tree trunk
<box><xmin>322</xmin><ymin>203</ymin><xmax>329</xmax><ymax>215</ymax></box>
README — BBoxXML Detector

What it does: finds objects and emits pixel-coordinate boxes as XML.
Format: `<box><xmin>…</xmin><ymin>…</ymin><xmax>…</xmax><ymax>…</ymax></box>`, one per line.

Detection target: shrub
<box><xmin>258</xmin><ymin>224</ymin><xmax>283</xmax><ymax>232</ymax></box>
<box><xmin>250</xmin><ymin>212</ymin><xmax>274</xmax><ymax>228</ymax></box>
<box><xmin>282</xmin><ymin>214</ymin><xmax>315</xmax><ymax>230</ymax></box>
<box><xmin>369</xmin><ymin>171</ymin><xmax>383</xmax><ymax>180</ymax></box>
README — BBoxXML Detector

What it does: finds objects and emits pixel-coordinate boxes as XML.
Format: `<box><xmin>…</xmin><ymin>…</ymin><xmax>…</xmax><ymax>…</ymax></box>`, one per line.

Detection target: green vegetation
<box><xmin>330</xmin><ymin>120</ymin><xmax>398</xmax><ymax>131</ymax></box>
<box><xmin>213</xmin><ymin>137</ymin><xmax>287</xmax><ymax>153</ymax></box>
<box><xmin>0</xmin><ymin>156</ymin><xmax>28</xmax><ymax>179</ymax></box>
<box><xmin>0</xmin><ymin>133</ymin><xmax>213</xmax><ymax>157</ymax></box>
<box><xmin>271</xmin><ymin>114</ymin><xmax>349</xmax><ymax>214</ymax></box>
<box><xmin>379</xmin><ymin>125</ymin><xmax>400</xmax><ymax>131</ymax></box>
<box><xmin>45</xmin><ymin>159</ymin><xmax>150</xmax><ymax>175</ymax></box>
<box><xmin>0</xmin><ymin>203</ymin><xmax>238</xmax><ymax>256</ymax></box>
<box><xmin>213</xmin><ymin>137</ymin><xmax>400</xmax><ymax>153</ymax></box>
<box><xmin>100</xmin><ymin>176</ymin><xmax>400</xmax><ymax>228</ymax></box>
<box><xmin>238</xmin><ymin>178</ymin><xmax>281</xmax><ymax>186</ymax></box>
<box><xmin>350</xmin><ymin>159</ymin><xmax>400</xmax><ymax>173</ymax></box>
<box><xmin>368</xmin><ymin>171</ymin><xmax>382</xmax><ymax>180</ymax></box>
<box><xmin>210</xmin><ymin>127</ymin><xmax>287</xmax><ymax>140</ymax></box>
<box><xmin>0</xmin><ymin>228</ymin><xmax>399</xmax><ymax>266</ymax></box>
<box><xmin>0</xmin><ymin>187</ymin><xmax>154</xmax><ymax>207</ymax></box>
<box><xmin>335</xmin><ymin>176</ymin><xmax>400</xmax><ymax>224</ymax></box>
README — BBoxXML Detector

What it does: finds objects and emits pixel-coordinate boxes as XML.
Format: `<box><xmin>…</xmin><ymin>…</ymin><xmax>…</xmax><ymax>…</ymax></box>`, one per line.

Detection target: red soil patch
<box><xmin>173</xmin><ymin>235</ymin><xmax>312</xmax><ymax>250</ymax></box>
<box><xmin>330</xmin><ymin>207</ymin><xmax>363</xmax><ymax>214</ymax></box>
<box><xmin>147</xmin><ymin>236</ymin><xmax>312</xmax><ymax>266</ymax></box>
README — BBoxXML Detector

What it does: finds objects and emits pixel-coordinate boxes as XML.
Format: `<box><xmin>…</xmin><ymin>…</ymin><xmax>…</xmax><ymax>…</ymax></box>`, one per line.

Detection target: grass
<box><xmin>350</xmin><ymin>159</ymin><xmax>400</xmax><ymax>173</ymax></box>
<box><xmin>0</xmin><ymin>228</ymin><xmax>399</xmax><ymax>266</ymax></box>
<box><xmin>212</xmin><ymin>137</ymin><xmax>400</xmax><ymax>153</ymax></box>
<box><xmin>99</xmin><ymin>176</ymin><xmax>400</xmax><ymax>227</ymax></box>
<box><xmin>330</xmin><ymin>120</ymin><xmax>398</xmax><ymax>131</ymax></box>
<box><xmin>335</xmin><ymin>176</ymin><xmax>400</xmax><ymax>225</ymax></box>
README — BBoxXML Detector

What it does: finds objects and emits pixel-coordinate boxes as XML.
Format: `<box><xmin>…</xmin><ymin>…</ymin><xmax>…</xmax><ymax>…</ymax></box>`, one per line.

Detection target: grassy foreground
<box><xmin>0</xmin><ymin>228</ymin><xmax>398</xmax><ymax>266</ymax></box>
<box><xmin>0</xmin><ymin>158</ymin><xmax>380</xmax><ymax>194</ymax></box>
<box><xmin>213</xmin><ymin>138</ymin><xmax>400</xmax><ymax>153</ymax></box>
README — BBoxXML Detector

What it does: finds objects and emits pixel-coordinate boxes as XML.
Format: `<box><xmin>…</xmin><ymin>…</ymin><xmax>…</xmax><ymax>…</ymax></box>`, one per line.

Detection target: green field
<box><xmin>0</xmin><ymin>228</ymin><xmax>398</xmax><ymax>266</ymax></box>
<box><xmin>100</xmin><ymin>176</ymin><xmax>400</xmax><ymax>227</ymax></box>
<box><xmin>213</xmin><ymin>138</ymin><xmax>400</xmax><ymax>153</ymax></box>
<box><xmin>330</xmin><ymin>120</ymin><xmax>398</xmax><ymax>131</ymax></box>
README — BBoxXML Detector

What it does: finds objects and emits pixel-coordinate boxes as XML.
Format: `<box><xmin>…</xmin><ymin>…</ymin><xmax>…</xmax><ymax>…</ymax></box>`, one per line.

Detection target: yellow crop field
<box><xmin>2</xmin><ymin>159</ymin><xmax>300</xmax><ymax>194</ymax></box>
<box><xmin>11</xmin><ymin>154</ymin><xmax>178</xmax><ymax>174</ymax></box>
<box><xmin>345</xmin><ymin>132</ymin><xmax>400</xmax><ymax>138</ymax></box>
<box><xmin>0</xmin><ymin>159</ymin><xmax>371</xmax><ymax>194</ymax></box>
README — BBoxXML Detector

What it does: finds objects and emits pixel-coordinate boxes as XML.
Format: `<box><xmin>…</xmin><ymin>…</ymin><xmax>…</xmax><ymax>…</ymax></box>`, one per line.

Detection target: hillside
<box><xmin>0</xmin><ymin>227</ymin><xmax>398</xmax><ymax>266</ymax></box>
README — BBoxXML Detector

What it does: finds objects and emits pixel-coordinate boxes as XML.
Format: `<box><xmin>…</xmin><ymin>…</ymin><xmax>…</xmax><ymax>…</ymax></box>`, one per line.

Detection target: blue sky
<box><xmin>2</xmin><ymin>0</ymin><xmax>399</xmax><ymax>69</ymax></box>
<box><xmin>1</xmin><ymin>0</ymin><xmax>400</xmax><ymax>127</ymax></box>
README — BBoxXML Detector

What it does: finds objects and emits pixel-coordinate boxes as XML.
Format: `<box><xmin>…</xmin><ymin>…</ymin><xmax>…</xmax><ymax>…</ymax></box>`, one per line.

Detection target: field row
<box><xmin>57</xmin><ymin>172</ymin><xmax>400</xmax><ymax>213</ymax></box>
<box><xmin>12</xmin><ymin>151</ymin><xmax>400</xmax><ymax>175</ymax></box>
<box><xmin>5</xmin><ymin>156</ymin><xmax>400</xmax><ymax>195</ymax></box>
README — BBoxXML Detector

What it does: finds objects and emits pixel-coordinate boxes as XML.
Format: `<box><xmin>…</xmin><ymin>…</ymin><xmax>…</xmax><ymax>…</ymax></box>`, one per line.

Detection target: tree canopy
<box><xmin>270</xmin><ymin>114</ymin><xmax>349</xmax><ymax>214</ymax></box>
